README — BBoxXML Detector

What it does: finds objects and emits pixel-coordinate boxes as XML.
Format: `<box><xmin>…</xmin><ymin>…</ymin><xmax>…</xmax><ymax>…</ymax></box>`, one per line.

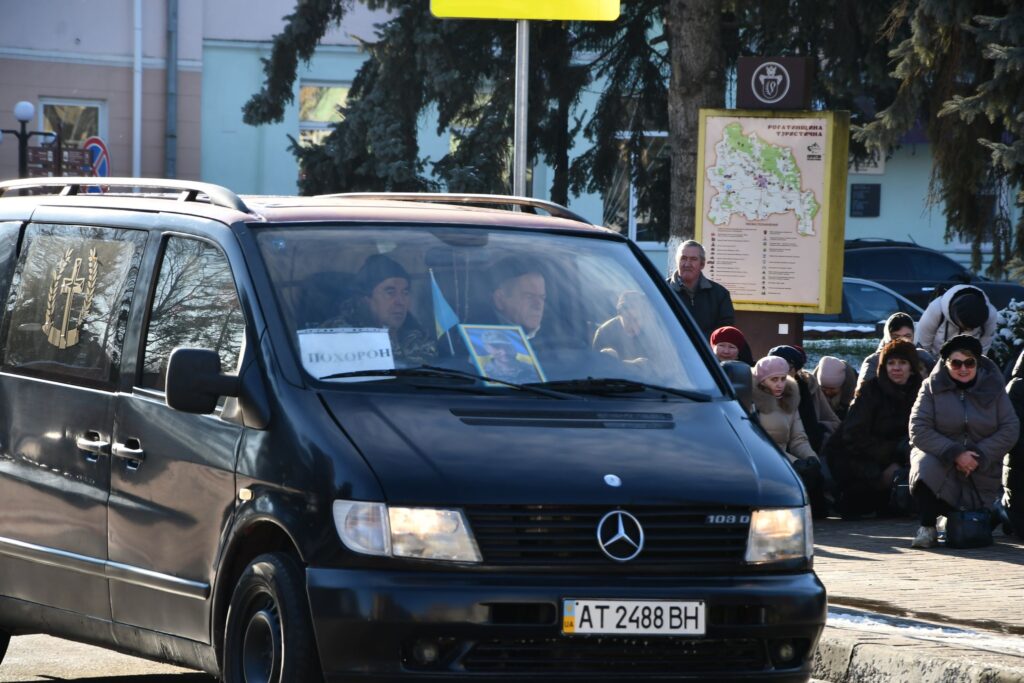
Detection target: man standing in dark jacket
<box><xmin>667</xmin><ymin>240</ymin><xmax>735</xmax><ymax>339</ymax></box>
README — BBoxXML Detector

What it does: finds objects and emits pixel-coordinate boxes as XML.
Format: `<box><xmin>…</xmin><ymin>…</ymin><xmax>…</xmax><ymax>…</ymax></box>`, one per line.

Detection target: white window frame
<box><xmin>298</xmin><ymin>81</ymin><xmax>350</xmax><ymax>146</ymax></box>
<box><xmin>38</xmin><ymin>97</ymin><xmax>108</xmax><ymax>143</ymax></box>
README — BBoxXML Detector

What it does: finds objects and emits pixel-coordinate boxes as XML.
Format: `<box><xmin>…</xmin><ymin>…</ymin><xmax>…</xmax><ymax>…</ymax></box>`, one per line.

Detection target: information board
<box><xmin>695</xmin><ymin>109</ymin><xmax>849</xmax><ymax>314</ymax></box>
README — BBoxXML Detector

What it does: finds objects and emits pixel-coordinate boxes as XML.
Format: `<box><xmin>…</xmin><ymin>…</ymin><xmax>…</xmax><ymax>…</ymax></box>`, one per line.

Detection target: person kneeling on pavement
<box><xmin>769</xmin><ymin>345</ymin><xmax>840</xmax><ymax>454</ymax></box>
<box><xmin>815</xmin><ymin>355</ymin><xmax>858</xmax><ymax>420</ymax></box>
<box><xmin>856</xmin><ymin>312</ymin><xmax>936</xmax><ymax>394</ymax></box>
<box><xmin>909</xmin><ymin>335</ymin><xmax>1020</xmax><ymax>549</ymax></box>
<box><xmin>824</xmin><ymin>340</ymin><xmax>922</xmax><ymax>519</ymax></box>
<box><xmin>752</xmin><ymin>356</ymin><xmax>829</xmax><ymax>518</ymax></box>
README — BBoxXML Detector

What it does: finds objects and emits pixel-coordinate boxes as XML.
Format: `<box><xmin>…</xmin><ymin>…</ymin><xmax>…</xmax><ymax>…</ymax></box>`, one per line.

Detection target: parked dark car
<box><xmin>844</xmin><ymin>238</ymin><xmax>1024</xmax><ymax>309</ymax></box>
<box><xmin>804</xmin><ymin>277</ymin><xmax>924</xmax><ymax>339</ymax></box>
<box><xmin>0</xmin><ymin>178</ymin><xmax>825</xmax><ymax>683</ymax></box>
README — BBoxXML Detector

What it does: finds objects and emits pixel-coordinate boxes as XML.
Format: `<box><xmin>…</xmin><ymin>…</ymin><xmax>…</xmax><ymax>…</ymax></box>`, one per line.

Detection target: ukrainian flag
<box><xmin>430</xmin><ymin>270</ymin><xmax>460</xmax><ymax>339</ymax></box>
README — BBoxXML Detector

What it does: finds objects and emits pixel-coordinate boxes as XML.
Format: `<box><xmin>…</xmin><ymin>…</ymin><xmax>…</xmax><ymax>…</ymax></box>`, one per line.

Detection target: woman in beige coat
<box><xmin>909</xmin><ymin>335</ymin><xmax>1019</xmax><ymax>548</ymax></box>
<box><xmin>752</xmin><ymin>356</ymin><xmax>827</xmax><ymax>517</ymax></box>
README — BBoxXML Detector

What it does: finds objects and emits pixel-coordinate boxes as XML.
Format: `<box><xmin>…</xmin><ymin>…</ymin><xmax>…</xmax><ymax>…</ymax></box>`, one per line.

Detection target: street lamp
<box><xmin>0</xmin><ymin>101</ymin><xmax>57</xmax><ymax>179</ymax></box>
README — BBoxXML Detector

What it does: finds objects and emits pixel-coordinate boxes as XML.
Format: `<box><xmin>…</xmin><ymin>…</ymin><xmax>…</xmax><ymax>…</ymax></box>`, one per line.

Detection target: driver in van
<box><xmin>324</xmin><ymin>253</ymin><xmax>436</xmax><ymax>365</ymax></box>
<box><xmin>487</xmin><ymin>256</ymin><xmax>547</xmax><ymax>340</ymax></box>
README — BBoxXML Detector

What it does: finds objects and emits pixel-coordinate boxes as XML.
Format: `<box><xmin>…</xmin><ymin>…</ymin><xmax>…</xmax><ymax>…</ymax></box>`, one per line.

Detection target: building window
<box><xmin>299</xmin><ymin>84</ymin><xmax>349</xmax><ymax>147</ymax></box>
<box><xmin>603</xmin><ymin>132</ymin><xmax>668</xmax><ymax>244</ymax></box>
<box><xmin>39</xmin><ymin>98</ymin><xmax>106</xmax><ymax>148</ymax></box>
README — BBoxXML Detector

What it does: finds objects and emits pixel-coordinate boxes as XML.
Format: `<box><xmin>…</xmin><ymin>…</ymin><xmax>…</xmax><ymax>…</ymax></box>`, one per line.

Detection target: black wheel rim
<box><xmin>241</xmin><ymin>596</ymin><xmax>280</xmax><ymax>683</ymax></box>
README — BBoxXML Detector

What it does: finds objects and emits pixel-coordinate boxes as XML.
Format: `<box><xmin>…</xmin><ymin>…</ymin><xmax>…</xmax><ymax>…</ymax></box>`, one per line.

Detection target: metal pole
<box><xmin>513</xmin><ymin>19</ymin><xmax>529</xmax><ymax>198</ymax></box>
<box><xmin>17</xmin><ymin>121</ymin><xmax>27</xmax><ymax>179</ymax></box>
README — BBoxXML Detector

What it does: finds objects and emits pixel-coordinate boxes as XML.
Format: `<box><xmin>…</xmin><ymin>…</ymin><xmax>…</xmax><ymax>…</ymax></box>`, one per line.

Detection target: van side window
<box><xmin>140</xmin><ymin>236</ymin><xmax>244</xmax><ymax>391</ymax></box>
<box><xmin>1</xmin><ymin>223</ymin><xmax>144</xmax><ymax>387</ymax></box>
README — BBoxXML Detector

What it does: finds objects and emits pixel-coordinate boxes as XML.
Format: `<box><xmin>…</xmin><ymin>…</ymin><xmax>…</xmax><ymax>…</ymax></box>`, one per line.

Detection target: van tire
<box><xmin>222</xmin><ymin>552</ymin><xmax>321</xmax><ymax>683</ymax></box>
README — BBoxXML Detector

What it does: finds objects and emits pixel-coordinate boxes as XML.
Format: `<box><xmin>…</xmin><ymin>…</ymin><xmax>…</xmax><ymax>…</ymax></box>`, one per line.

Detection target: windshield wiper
<box><xmin>319</xmin><ymin>365</ymin><xmax>575</xmax><ymax>400</ymax></box>
<box><xmin>531</xmin><ymin>377</ymin><xmax>713</xmax><ymax>402</ymax></box>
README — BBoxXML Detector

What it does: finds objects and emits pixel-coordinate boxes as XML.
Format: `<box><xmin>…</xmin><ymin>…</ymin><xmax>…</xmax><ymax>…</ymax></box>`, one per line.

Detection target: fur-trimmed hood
<box><xmin>752</xmin><ymin>375</ymin><xmax>800</xmax><ymax>415</ymax></box>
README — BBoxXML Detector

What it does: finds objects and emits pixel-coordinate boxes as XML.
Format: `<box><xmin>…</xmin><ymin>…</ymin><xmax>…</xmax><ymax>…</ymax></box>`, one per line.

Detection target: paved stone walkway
<box><xmin>813</xmin><ymin>519</ymin><xmax>1024</xmax><ymax>681</ymax></box>
<box><xmin>814</xmin><ymin>518</ymin><xmax>1024</xmax><ymax>634</ymax></box>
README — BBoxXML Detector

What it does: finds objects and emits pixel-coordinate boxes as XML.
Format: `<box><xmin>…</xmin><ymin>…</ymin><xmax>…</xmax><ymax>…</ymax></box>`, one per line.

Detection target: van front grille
<box><xmin>464</xmin><ymin>505</ymin><xmax>749</xmax><ymax>570</ymax></box>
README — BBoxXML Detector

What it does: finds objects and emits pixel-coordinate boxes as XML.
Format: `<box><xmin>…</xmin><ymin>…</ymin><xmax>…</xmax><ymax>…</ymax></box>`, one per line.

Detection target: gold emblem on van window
<box><xmin>42</xmin><ymin>247</ymin><xmax>99</xmax><ymax>349</ymax></box>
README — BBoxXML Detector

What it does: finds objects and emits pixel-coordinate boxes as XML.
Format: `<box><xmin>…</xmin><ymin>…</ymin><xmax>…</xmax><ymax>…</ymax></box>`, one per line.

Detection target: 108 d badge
<box><xmin>563</xmin><ymin>599</ymin><xmax>706</xmax><ymax>636</ymax></box>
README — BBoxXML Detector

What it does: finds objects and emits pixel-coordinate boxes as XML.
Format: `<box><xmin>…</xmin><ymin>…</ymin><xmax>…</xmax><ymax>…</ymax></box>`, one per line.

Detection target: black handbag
<box><xmin>944</xmin><ymin>478</ymin><xmax>993</xmax><ymax>549</ymax></box>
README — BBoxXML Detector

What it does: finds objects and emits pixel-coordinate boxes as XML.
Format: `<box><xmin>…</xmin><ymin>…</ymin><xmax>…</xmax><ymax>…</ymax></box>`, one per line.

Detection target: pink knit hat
<box><xmin>754</xmin><ymin>356</ymin><xmax>790</xmax><ymax>385</ymax></box>
<box><xmin>815</xmin><ymin>356</ymin><xmax>847</xmax><ymax>389</ymax></box>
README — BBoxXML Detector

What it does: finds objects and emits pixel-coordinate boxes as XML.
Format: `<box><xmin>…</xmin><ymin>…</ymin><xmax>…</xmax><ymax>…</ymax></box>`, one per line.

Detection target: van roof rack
<box><xmin>322</xmin><ymin>192</ymin><xmax>593</xmax><ymax>225</ymax></box>
<box><xmin>0</xmin><ymin>177</ymin><xmax>251</xmax><ymax>214</ymax></box>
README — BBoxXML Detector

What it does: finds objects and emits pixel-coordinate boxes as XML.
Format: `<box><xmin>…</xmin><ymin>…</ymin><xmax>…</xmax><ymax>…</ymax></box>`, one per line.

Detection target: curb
<box><xmin>814</xmin><ymin>626</ymin><xmax>1024</xmax><ymax>682</ymax></box>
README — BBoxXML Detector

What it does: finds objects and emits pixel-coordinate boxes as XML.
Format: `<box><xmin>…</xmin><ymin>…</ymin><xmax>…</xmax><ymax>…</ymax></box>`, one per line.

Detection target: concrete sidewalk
<box><xmin>812</xmin><ymin>517</ymin><xmax>1024</xmax><ymax>681</ymax></box>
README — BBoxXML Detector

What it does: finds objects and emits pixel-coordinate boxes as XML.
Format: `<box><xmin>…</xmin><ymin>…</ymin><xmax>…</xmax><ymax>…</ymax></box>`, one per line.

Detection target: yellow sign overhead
<box><xmin>431</xmin><ymin>0</ymin><xmax>620</xmax><ymax>21</ymax></box>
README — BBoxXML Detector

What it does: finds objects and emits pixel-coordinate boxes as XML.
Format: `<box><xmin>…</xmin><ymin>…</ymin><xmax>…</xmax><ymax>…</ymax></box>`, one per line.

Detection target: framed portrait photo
<box><xmin>458</xmin><ymin>324</ymin><xmax>546</xmax><ymax>385</ymax></box>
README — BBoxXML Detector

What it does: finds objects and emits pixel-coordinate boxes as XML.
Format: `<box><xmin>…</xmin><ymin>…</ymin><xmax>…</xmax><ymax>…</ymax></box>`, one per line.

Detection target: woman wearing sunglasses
<box><xmin>908</xmin><ymin>335</ymin><xmax>1020</xmax><ymax>548</ymax></box>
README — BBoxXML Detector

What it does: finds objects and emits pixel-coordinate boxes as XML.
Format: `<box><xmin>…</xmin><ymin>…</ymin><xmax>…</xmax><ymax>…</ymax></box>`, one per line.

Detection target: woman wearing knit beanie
<box><xmin>768</xmin><ymin>345</ymin><xmax>840</xmax><ymax>454</ymax></box>
<box><xmin>751</xmin><ymin>356</ymin><xmax>828</xmax><ymax>517</ymax></box>
<box><xmin>814</xmin><ymin>356</ymin><xmax>857</xmax><ymax>420</ymax></box>
<box><xmin>823</xmin><ymin>340</ymin><xmax>923</xmax><ymax>519</ymax></box>
<box><xmin>914</xmin><ymin>285</ymin><xmax>997</xmax><ymax>358</ymax></box>
<box><xmin>709</xmin><ymin>325</ymin><xmax>754</xmax><ymax>365</ymax></box>
<box><xmin>908</xmin><ymin>335</ymin><xmax>1019</xmax><ymax>548</ymax></box>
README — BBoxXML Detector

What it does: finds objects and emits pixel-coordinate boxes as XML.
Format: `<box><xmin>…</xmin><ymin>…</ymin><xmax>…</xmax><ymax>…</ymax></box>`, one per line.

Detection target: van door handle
<box><xmin>112</xmin><ymin>439</ymin><xmax>145</xmax><ymax>470</ymax></box>
<box><xmin>76</xmin><ymin>431</ymin><xmax>110</xmax><ymax>463</ymax></box>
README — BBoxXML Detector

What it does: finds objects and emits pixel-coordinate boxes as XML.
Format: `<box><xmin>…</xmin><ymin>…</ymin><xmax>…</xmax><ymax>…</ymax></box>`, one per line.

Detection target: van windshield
<box><xmin>255</xmin><ymin>225</ymin><xmax>721</xmax><ymax>397</ymax></box>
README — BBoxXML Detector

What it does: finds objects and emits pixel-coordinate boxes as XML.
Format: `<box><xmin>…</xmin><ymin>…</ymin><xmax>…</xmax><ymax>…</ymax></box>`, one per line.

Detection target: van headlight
<box><xmin>744</xmin><ymin>507</ymin><xmax>813</xmax><ymax>564</ymax></box>
<box><xmin>332</xmin><ymin>500</ymin><xmax>482</xmax><ymax>563</ymax></box>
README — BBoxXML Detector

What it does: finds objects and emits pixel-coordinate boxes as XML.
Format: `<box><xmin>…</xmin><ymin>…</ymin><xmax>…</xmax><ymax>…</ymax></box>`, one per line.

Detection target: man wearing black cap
<box><xmin>915</xmin><ymin>284</ymin><xmax>997</xmax><ymax>358</ymax></box>
<box><xmin>325</xmin><ymin>254</ymin><xmax>436</xmax><ymax>365</ymax></box>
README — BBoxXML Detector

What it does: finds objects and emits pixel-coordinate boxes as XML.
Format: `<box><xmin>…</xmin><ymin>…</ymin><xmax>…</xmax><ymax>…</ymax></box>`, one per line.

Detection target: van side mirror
<box><xmin>166</xmin><ymin>348</ymin><xmax>240</xmax><ymax>414</ymax></box>
<box><xmin>721</xmin><ymin>360</ymin><xmax>753</xmax><ymax>411</ymax></box>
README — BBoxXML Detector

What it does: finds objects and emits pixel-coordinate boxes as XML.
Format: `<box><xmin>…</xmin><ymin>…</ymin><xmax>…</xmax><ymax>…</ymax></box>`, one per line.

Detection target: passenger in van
<box><xmin>325</xmin><ymin>253</ymin><xmax>436</xmax><ymax>365</ymax></box>
<box><xmin>486</xmin><ymin>256</ymin><xmax>547</xmax><ymax>340</ymax></box>
<box><xmin>752</xmin><ymin>356</ymin><xmax>829</xmax><ymax>518</ymax></box>
<box><xmin>592</xmin><ymin>290</ymin><xmax>655</xmax><ymax>366</ymax></box>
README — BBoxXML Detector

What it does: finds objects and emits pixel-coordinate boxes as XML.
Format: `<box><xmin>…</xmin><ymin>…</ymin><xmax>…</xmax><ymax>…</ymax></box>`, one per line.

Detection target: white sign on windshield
<box><xmin>297</xmin><ymin>328</ymin><xmax>395</xmax><ymax>379</ymax></box>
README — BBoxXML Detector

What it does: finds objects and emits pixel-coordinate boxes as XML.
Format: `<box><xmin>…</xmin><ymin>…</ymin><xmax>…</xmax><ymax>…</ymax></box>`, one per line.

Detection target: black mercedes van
<box><xmin>0</xmin><ymin>178</ymin><xmax>825</xmax><ymax>682</ymax></box>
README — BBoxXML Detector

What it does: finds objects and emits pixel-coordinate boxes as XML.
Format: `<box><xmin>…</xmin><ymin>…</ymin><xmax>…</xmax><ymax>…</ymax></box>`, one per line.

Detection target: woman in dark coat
<box><xmin>909</xmin><ymin>335</ymin><xmax>1020</xmax><ymax>548</ymax></box>
<box><xmin>825</xmin><ymin>339</ymin><xmax>923</xmax><ymax>518</ymax></box>
<box><xmin>1003</xmin><ymin>349</ymin><xmax>1024</xmax><ymax>538</ymax></box>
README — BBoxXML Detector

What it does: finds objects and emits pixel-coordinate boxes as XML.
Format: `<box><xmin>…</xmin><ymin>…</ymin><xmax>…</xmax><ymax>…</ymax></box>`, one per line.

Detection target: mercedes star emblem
<box><xmin>604</xmin><ymin>474</ymin><xmax>622</xmax><ymax>487</ymax></box>
<box><xmin>596</xmin><ymin>510</ymin><xmax>644</xmax><ymax>562</ymax></box>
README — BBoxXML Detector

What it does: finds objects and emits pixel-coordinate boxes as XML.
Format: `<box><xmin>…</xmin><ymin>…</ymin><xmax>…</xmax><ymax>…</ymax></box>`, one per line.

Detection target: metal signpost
<box><xmin>431</xmin><ymin>0</ymin><xmax>620</xmax><ymax>198</ymax></box>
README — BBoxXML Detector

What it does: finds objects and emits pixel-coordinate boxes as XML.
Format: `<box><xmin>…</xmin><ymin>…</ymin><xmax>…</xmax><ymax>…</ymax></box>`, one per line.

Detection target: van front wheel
<box><xmin>223</xmin><ymin>553</ymin><xmax>321</xmax><ymax>683</ymax></box>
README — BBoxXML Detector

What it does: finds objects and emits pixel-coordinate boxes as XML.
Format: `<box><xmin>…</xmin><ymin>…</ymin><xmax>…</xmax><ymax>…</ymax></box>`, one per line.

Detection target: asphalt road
<box><xmin>0</xmin><ymin>635</ymin><xmax>214</xmax><ymax>682</ymax></box>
